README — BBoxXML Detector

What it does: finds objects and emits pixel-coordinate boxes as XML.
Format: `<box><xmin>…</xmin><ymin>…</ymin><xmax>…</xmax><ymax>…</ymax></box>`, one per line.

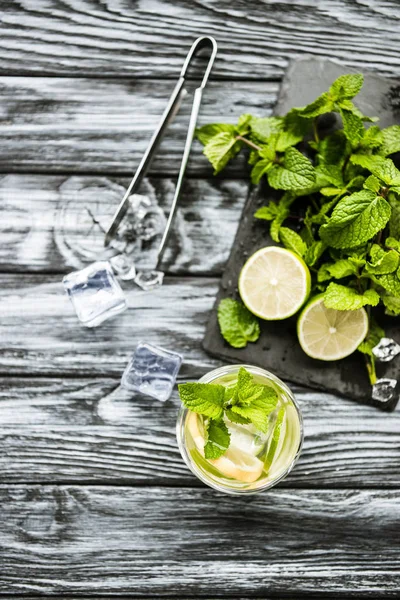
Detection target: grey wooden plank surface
<box><xmin>0</xmin><ymin>77</ymin><xmax>277</xmax><ymax>175</ymax></box>
<box><xmin>0</xmin><ymin>274</ymin><xmax>220</xmax><ymax>377</ymax></box>
<box><xmin>1</xmin><ymin>485</ymin><xmax>399</xmax><ymax>596</ymax></box>
<box><xmin>0</xmin><ymin>377</ymin><xmax>399</xmax><ymax>487</ymax></box>
<box><xmin>1</xmin><ymin>1</ymin><xmax>400</xmax><ymax>79</ymax></box>
<box><xmin>0</xmin><ymin>174</ymin><xmax>247</xmax><ymax>274</ymax></box>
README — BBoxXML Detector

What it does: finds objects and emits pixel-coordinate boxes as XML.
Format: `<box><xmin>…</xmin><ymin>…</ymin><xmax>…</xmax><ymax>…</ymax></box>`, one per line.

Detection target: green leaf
<box><xmin>196</xmin><ymin>123</ymin><xmax>235</xmax><ymax>146</ymax></box>
<box><xmin>324</xmin><ymin>282</ymin><xmax>380</xmax><ymax>310</ymax></box>
<box><xmin>371</xmin><ymin>272</ymin><xmax>400</xmax><ymax>297</ymax></box>
<box><xmin>330</xmin><ymin>73</ymin><xmax>364</xmax><ymax>100</ymax></box>
<box><xmin>251</xmin><ymin>158</ymin><xmax>273</xmax><ymax>184</ymax></box>
<box><xmin>360</xmin><ymin>125</ymin><xmax>384</xmax><ymax>149</ymax></box>
<box><xmin>389</xmin><ymin>194</ymin><xmax>400</xmax><ymax>239</ymax></box>
<box><xmin>317</xmin><ymin>258</ymin><xmax>360</xmax><ymax>282</ymax></box>
<box><xmin>225</xmin><ymin>408</ymin><xmax>251</xmax><ymax>425</ymax></box>
<box><xmin>229</xmin><ymin>367</ymin><xmax>278</xmax><ymax>433</ymax></box>
<box><xmin>365</xmin><ymin>245</ymin><xmax>399</xmax><ymax>275</ymax></box>
<box><xmin>304</xmin><ymin>240</ymin><xmax>327</xmax><ymax>267</ymax></box>
<box><xmin>203</xmin><ymin>131</ymin><xmax>242</xmax><ymax>174</ymax></box>
<box><xmin>275</xmin><ymin>129</ymin><xmax>303</xmax><ymax>152</ymax></box>
<box><xmin>386</xmin><ymin>237</ymin><xmax>400</xmax><ymax>252</ymax></box>
<box><xmin>178</xmin><ymin>383</ymin><xmax>225</xmax><ymax>420</ymax></box>
<box><xmin>217</xmin><ymin>298</ymin><xmax>260</xmax><ymax>349</ymax></box>
<box><xmin>236</xmin><ymin>113</ymin><xmax>252</xmax><ymax>135</ymax></box>
<box><xmin>250</xmin><ymin>116</ymin><xmax>283</xmax><ymax>142</ymax></box>
<box><xmin>377</xmin><ymin>125</ymin><xmax>400</xmax><ymax>157</ymax></box>
<box><xmin>254</xmin><ymin>203</ymin><xmax>279</xmax><ymax>221</ymax></box>
<box><xmin>339</xmin><ymin>108</ymin><xmax>364</xmax><ymax>145</ymax></box>
<box><xmin>319</xmin><ymin>190</ymin><xmax>391</xmax><ymax>249</ymax></box>
<box><xmin>350</xmin><ymin>155</ymin><xmax>400</xmax><ymax>186</ymax></box>
<box><xmin>363</xmin><ymin>175</ymin><xmax>381</xmax><ymax>193</ymax></box>
<box><xmin>279</xmin><ymin>227</ymin><xmax>307</xmax><ymax>257</ymax></box>
<box><xmin>204</xmin><ymin>419</ymin><xmax>231</xmax><ymax>459</ymax></box>
<box><xmin>317</xmin><ymin>131</ymin><xmax>348</xmax><ymax>166</ymax></box>
<box><xmin>293</xmin><ymin>92</ymin><xmax>333</xmax><ymax>118</ymax></box>
<box><xmin>358</xmin><ymin>318</ymin><xmax>385</xmax><ymax>356</ymax></box>
<box><xmin>268</xmin><ymin>147</ymin><xmax>315</xmax><ymax>191</ymax></box>
<box><xmin>382</xmin><ymin>294</ymin><xmax>400</xmax><ymax>316</ymax></box>
<box><xmin>315</xmin><ymin>164</ymin><xmax>344</xmax><ymax>188</ymax></box>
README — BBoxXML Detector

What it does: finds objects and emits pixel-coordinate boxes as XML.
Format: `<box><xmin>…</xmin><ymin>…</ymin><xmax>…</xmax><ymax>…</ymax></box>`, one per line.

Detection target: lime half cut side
<box><xmin>297</xmin><ymin>295</ymin><xmax>368</xmax><ymax>361</ymax></box>
<box><xmin>238</xmin><ymin>246</ymin><xmax>311</xmax><ymax>320</ymax></box>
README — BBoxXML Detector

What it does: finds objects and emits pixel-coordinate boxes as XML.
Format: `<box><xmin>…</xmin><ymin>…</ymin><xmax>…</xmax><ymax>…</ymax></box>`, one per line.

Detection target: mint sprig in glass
<box><xmin>176</xmin><ymin>365</ymin><xmax>303</xmax><ymax>494</ymax></box>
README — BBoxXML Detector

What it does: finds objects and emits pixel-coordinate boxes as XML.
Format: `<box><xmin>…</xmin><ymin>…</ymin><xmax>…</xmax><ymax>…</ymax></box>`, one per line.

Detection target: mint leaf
<box><xmin>304</xmin><ymin>240</ymin><xmax>326</xmax><ymax>267</ymax></box>
<box><xmin>225</xmin><ymin>408</ymin><xmax>251</xmax><ymax>425</ymax></box>
<box><xmin>330</xmin><ymin>73</ymin><xmax>364</xmax><ymax>100</ymax></box>
<box><xmin>365</xmin><ymin>245</ymin><xmax>399</xmax><ymax>275</ymax></box>
<box><xmin>358</xmin><ymin>318</ymin><xmax>385</xmax><ymax>356</ymax></box>
<box><xmin>254</xmin><ymin>203</ymin><xmax>280</xmax><ymax>221</ymax></box>
<box><xmin>360</xmin><ymin>125</ymin><xmax>383</xmax><ymax>149</ymax></box>
<box><xmin>386</xmin><ymin>237</ymin><xmax>400</xmax><ymax>252</ymax></box>
<box><xmin>218</xmin><ymin>298</ymin><xmax>260</xmax><ymax>349</ymax></box>
<box><xmin>382</xmin><ymin>294</ymin><xmax>400</xmax><ymax>316</ymax></box>
<box><xmin>317</xmin><ymin>258</ymin><xmax>360</xmax><ymax>282</ymax></box>
<box><xmin>250</xmin><ymin>116</ymin><xmax>283</xmax><ymax>142</ymax></box>
<box><xmin>203</xmin><ymin>131</ymin><xmax>242</xmax><ymax>174</ymax></box>
<box><xmin>315</xmin><ymin>164</ymin><xmax>344</xmax><ymax>188</ymax></box>
<box><xmin>389</xmin><ymin>194</ymin><xmax>400</xmax><ymax>238</ymax></box>
<box><xmin>317</xmin><ymin>131</ymin><xmax>348</xmax><ymax>166</ymax></box>
<box><xmin>196</xmin><ymin>123</ymin><xmax>236</xmax><ymax>146</ymax></box>
<box><xmin>178</xmin><ymin>383</ymin><xmax>225</xmax><ymax>420</ymax></box>
<box><xmin>279</xmin><ymin>226</ymin><xmax>307</xmax><ymax>257</ymax></box>
<box><xmin>350</xmin><ymin>155</ymin><xmax>400</xmax><ymax>186</ymax></box>
<box><xmin>251</xmin><ymin>158</ymin><xmax>273</xmax><ymax>184</ymax></box>
<box><xmin>324</xmin><ymin>282</ymin><xmax>380</xmax><ymax>310</ymax></box>
<box><xmin>378</xmin><ymin>125</ymin><xmax>400</xmax><ymax>157</ymax></box>
<box><xmin>204</xmin><ymin>419</ymin><xmax>230</xmax><ymax>459</ymax></box>
<box><xmin>228</xmin><ymin>367</ymin><xmax>278</xmax><ymax>432</ymax></box>
<box><xmin>268</xmin><ymin>147</ymin><xmax>315</xmax><ymax>191</ymax></box>
<box><xmin>371</xmin><ymin>272</ymin><xmax>400</xmax><ymax>297</ymax></box>
<box><xmin>293</xmin><ymin>92</ymin><xmax>333</xmax><ymax>118</ymax></box>
<box><xmin>236</xmin><ymin>113</ymin><xmax>252</xmax><ymax>135</ymax></box>
<box><xmin>363</xmin><ymin>175</ymin><xmax>381</xmax><ymax>193</ymax></box>
<box><xmin>339</xmin><ymin>108</ymin><xmax>364</xmax><ymax>145</ymax></box>
<box><xmin>319</xmin><ymin>190</ymin><xmax>391</xmax><ymax>249</ymax></box>
<box><xmin>275</xmin><ymin>129</ymin><xmax>303</xmax><ymax>152</ymax></box>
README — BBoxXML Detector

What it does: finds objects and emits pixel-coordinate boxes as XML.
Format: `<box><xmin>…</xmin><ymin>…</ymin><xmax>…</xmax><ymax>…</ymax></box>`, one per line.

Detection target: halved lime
<box><xmin>297</xmin><ymin>295</ymin><xmax>368</xmax><ymax>361</ymax></box>
<box><xmin>238</xmin><ymin>246</ymin><xmax>311</xmax><ymax>320</ymax></box>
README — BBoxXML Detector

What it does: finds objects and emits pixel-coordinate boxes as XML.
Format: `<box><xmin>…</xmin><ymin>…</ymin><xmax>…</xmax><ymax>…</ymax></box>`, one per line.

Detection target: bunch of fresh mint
<box><xmin>178</xmin><ymin>367</ymin><xmax>278</xmax><ymax>458</ymax></box>
<box><xmin>196</xmin><ymin>73</ymin><xmax>400</xmax><ymax>384</ymax></box>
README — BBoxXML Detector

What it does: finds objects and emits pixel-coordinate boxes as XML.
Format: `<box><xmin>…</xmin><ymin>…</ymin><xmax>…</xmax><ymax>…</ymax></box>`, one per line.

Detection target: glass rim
<box><xmin>176</xmin><ymin>364</ymin><xmax>304</xmax><ymax>495</ymax></box>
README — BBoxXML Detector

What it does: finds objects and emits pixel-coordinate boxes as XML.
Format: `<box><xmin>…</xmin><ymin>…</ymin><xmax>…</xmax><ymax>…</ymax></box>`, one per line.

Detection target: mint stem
<box><xmin>236</xmin><ymin>135</ymin><xmax>262</xmax><ymax>152</ymax></box>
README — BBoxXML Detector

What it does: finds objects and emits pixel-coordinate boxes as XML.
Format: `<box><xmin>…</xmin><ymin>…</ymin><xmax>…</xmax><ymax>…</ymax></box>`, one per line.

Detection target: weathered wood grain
<box><xmin>0</xmin><ymin>274</ymin><xmax>220</xmax><ymax>377</ymax></box>
<box><xmin>1</xmin><ymin>1</ymin><xmax>400</xmax><ymax>79</ymax></box>
<box><xmin>0</xmin><ymin>77</ymin><xmax>277</xmax><ymax>175</ymax></box>
<box><xmin>0</xmin><ymin>485</ymin><xmax>399</xmax><ymax>596</ymax></box>
<box><xmin>0</xmin><ymin>174</ymin><xmax>247</xmax><ymax>274</ymax></box>
<box><xmin>0</xmin><ymin>377</ymin><xmax>399</xmax><ymax>487</ymax></box>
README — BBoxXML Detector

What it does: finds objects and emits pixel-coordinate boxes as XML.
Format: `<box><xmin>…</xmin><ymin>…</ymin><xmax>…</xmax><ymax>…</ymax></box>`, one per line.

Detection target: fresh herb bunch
<box><xmin>196</xmin><ymin>73</ymin><xmax>400</xmax><ymax>384</ymax></box>
<box><xmin>178</xmin><ymin>367</ymin><xmax>278</xmax><ymax>459</ymax></box>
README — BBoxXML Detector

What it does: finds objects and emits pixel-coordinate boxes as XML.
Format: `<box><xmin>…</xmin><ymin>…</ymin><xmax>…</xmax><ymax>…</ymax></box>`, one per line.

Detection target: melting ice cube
<box><xmin>63</xmin><ymin>261</ymin><xmax>127</xmax><ymax>327</ymax></box>
<box><xmin>135</xmin><ymin>270</ymin><xmax>164</xmax><ymax>291</ymax></box>
<box><xmin>372</xmin><ymin>337</ymin><xmax>400</xmax><ymax>362</ymax></box>
<box><xmin>121</xmin><ymin>341</ymin><xmax>183</xmax><ymax>402</ymax></box>
<box><xmin>110</xmin><ymin>254</ymin><xmax>137</xmax><ymax>281</ymax></box>
<box><xmin>371</xmin><ymin>378</ymin><xmax>399</xmax><ymax>403</ymax></box>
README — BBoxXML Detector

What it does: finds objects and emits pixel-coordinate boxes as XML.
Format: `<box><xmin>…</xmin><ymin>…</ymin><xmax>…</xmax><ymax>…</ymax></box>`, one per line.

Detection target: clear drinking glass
<box><xmin>176</xmin><ymin>364</ymin><xmax>303</xmax><ymax>495</ymax></box>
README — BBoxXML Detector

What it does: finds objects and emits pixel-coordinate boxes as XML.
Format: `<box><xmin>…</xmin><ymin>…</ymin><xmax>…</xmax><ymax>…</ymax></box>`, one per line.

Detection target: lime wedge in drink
<box><xmin>238</xmin><ymin>246</ymin><xmax>311</xmax><ymax>320</ymax></box>
<box><xmin>297</xmin><ymin>295</ymin><xmax>368</xmax><ymax>361</ymax></box>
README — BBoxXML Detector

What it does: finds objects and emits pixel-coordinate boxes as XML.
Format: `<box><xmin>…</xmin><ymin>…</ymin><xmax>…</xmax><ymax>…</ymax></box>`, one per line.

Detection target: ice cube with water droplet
<box><xmin>371</xmin><ymin>378</ymin><xmax>399</xmax><ymax>403</ymax></box>
<box><xmin>63</xmin><ymin>261</ymin><xmax>127</xmax><ymax>327</ymax></box>
<box><xmin>110</xmin><ymin>254</ymin><xmax>137</xmax><ymax>281</ymax></box>
<box><xmin>135</xmin><ymin>270</ymin><xmax>164</xmax><ymax>291</ymax></box>
<box><xmin>372</xmin><ymin>337</ymin><xmax>400</xmax><ymax>362</ymax></box>
<box><xmin>121</xmin><ymin>341</ymin><xmax>183</xmax><ymax>402</ymax></box>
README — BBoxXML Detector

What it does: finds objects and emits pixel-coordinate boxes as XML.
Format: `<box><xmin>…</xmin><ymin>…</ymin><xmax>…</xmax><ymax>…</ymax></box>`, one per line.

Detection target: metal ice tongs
<box><xmin>104</xmin><ymin>36</ymin><xmax>218</xmax><ymax>267</ymax></box>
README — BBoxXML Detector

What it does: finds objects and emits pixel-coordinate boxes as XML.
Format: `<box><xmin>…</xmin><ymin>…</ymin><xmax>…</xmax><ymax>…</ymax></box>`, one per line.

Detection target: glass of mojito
<box><xmin>176</xmin><ymin>364</ymin><xmax>303</xmax><ymax>494</ymax></box>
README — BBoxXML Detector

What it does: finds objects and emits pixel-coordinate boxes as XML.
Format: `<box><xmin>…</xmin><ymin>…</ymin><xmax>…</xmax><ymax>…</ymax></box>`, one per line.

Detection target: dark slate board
<box><xmin>203</xmin><ymin>57</ymin><xmax>400</xmax><ymax>410</ymax></box>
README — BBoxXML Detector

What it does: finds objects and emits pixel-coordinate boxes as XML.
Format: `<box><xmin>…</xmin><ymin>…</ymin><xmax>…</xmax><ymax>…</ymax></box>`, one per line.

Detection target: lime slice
<box><xmin>238</xmin><ymin>246</ymin><xmax>311</xmax><ymax>320</ymax></box>
<box><xmin>187</xmin><ymin>413</ymin><xmax>264</xmax><ymax>483</ymax></box>
<box><xmin>297</xmin><ymin>295</ymin><xmax>368</xmax><ymax>361</ymax></box>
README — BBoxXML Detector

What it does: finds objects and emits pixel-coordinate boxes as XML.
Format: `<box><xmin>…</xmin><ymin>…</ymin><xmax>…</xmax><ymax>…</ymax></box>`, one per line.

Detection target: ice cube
<box><xmin>121</xmin><ymin>341</ymin><xmax>183</xmax><ymax>402</ymax></box>
<box><xmin>372</xmin><ymin>337</ymin><xmax>400</xmax><ymax>362</ymax></box>
<box><xmin>110</xmin><ymin>254</ymin><xmax>137</xmax><ymax>281</ymax></box>
<box><xmin>371</xmin><ymin>378</ymin><xmax>399</xmax><ymax>403</ymax></box>
<box><xmin>129</xmin><ymin>194</ymin><xmax>166</xmax><ymax>241</ymax></box>
<box><xmin>63</xmin><ymin>261</ymin><xmax>127</xmax><ymax>327</ymax></box>
<box><xmin>135</xmin><ymin>270</ymin><xmax>164</xmax><ymax>291</ymax></box>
